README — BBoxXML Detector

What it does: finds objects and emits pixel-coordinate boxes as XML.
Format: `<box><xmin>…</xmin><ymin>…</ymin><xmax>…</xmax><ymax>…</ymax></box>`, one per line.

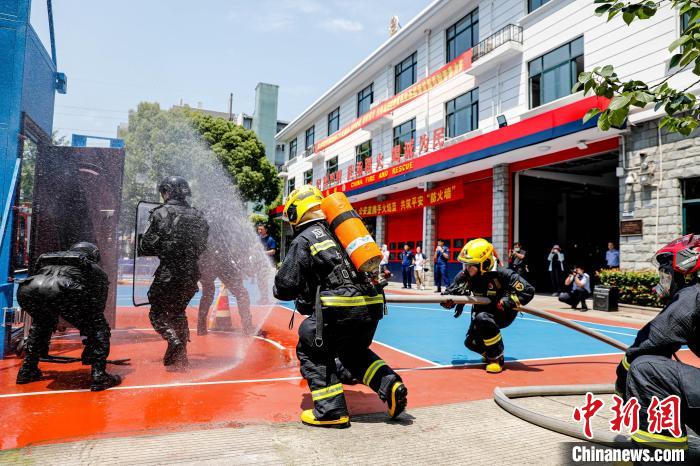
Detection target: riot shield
<box><xmin>133</xmin><ymin>201</ymin><xmax>162</xmax><ymax>306</ymax></box>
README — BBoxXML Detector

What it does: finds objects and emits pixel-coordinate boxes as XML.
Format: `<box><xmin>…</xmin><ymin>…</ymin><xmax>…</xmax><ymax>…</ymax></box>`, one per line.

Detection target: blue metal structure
<box><xmin>71</xmin><ymin>134</ymin><xmax>125</xmax><ymax>149</ymax></box>
<box><xmin>0</xmin><ymin>0</ymin><xmax>64</xmax><ymax>357</ymax></box>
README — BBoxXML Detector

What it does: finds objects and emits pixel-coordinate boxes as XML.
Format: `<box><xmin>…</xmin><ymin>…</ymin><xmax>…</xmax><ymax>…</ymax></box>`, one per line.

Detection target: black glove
<box><xmin>453</xmin><ymin>303</ymin><xmax>465</xmax><ymax>318</ymax></box>
<box><xmin>498</xmin><ymin>297</ymin><xmax>514</xmax><ymax>312</ymax></box>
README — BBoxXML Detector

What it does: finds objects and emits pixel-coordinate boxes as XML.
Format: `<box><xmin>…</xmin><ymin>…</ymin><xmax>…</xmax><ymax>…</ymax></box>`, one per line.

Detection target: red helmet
<box><xmin>653</xmin><ymin>234</ymin><xmax>700</xmax><ymax>299</ymax></box>
<box><xmin>653</xmin><ymin>234</ymin><xmax>700</xmax><ymax>274</ymax></box>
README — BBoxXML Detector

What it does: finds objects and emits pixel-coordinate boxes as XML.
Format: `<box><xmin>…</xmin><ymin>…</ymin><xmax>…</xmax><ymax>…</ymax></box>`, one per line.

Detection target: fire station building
<box><xmin>275</xmin><ymin>0</ymin><xmax>700</xmax><ymax>289</ymax></box>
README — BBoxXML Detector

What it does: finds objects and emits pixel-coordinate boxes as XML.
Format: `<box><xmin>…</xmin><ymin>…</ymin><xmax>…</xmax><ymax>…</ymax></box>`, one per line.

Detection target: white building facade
<box><xmin>275</xmin><ymin>0</ymin><xmax>700</xmax><ymax>287</ymax></box>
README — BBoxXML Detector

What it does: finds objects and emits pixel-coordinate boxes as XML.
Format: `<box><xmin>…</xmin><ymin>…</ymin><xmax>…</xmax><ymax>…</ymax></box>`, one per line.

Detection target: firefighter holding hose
<box><xmin>615</xmin><ymin>234</ymin><xmax>700</xmax><ymax>452</ymax></box>
<box><xmin>441</xmin><ymin>238</ymin><xmax>534</xmax><ymax>373</ymax></box>
<box><xmin>273</xmin><ymin>185</ymin><xmax>407</xmax><ymax>428</ymax></box>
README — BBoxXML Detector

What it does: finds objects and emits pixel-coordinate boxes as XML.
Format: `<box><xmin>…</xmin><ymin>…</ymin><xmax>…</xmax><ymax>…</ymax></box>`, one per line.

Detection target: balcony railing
<box><xmin>472</xmin><ymin>24</ymin><xmax>523</xmax><ymax>63</ymax></box>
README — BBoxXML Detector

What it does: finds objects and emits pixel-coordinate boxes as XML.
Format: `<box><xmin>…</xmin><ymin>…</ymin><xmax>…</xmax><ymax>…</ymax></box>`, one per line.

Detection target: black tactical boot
<box><xmin>90</xmin><ymin>362</ymin><xmax>122</xmax><ymax>391</ymax></box>
<box><xmin>16</xmin><ymin>361</ymin><xmax>42</xmax><ymax>384</ymax></box>
<box><xmin>163</xmin><ymin>329</ymin><xmax>185</xmax><ymax>366</ymax></box>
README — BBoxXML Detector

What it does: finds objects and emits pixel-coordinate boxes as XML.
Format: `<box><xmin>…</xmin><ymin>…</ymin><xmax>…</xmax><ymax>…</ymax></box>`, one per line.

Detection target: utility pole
<box><xmin>228</xmin><ymin>93</ymin><xmax>233</xmax><ymax>121</ymax></box>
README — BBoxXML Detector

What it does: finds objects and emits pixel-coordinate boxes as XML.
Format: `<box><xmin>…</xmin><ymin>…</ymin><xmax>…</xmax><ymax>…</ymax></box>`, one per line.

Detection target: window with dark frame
<box><xmin>683</xmin><ymin>178</ymin><xmax>700</xmax><ymax>234</ymax></box>
<box><xmin>682</xmin><ymin>13</ymin><xmax>691</xmax><ymax>52</ymax></box>
<box><xmin>357</xmin><ymin>83</ymin><xmax>374</xmax><ymax>117</ymax></box>
<box><xmin>528</xmin><ymin>0</ymin><xmax>551</xmax><ymax>13</ymax></box>
<box><xmin>355</xmin><ymin>140</ymin><xmax>372</xmax><ymax>164</ymax></box>
<box><xmin>528</xmin><ymin>36</ymin><xmax>584</xmax><ymax>108</ymax></box>
<box><xmin>394</xmin><ymin>52</ymin><xmax>417</xmax><ymax>94</ymax></box>
<box><xmin>287</xmin><ymin>177</ymin><xmax>295</xmax><ymax>196</ymax></box>
<box><xmin>305</xmin><ymin>126</ymin><xmax>315</xmax><ymax>152</ymax></box>
<box><xmin>304</xmin><ymin>169</ymin><xmax>313</xmax><ymax>185</ymax></box>
<box><xmin>446</xmin><ymin>8</ymin><xmax>479</xmax><ymax>62</ymax></box>
<box><xmin>328</xmin><ymin>107</ymin><xmax>340</xmax><ymax>135</ymax></box>
<box><xmin>289</xmin><ymin>138</ymin><xmax>297</xmax><ymax>159</ymax></box>
<box><xmin>446</xmin><ymin>88</ymin><xmax>479</xmax><ymax>138</ymax></box>
<box><xmin>393</xmin><ymin>118</ymin><xmax>416</xmax><ymax>155</ymax></box>
<box><xmin>326</xmin><ymin>156</ymin><xmax>338</xmax><ymax>176</ymax></box>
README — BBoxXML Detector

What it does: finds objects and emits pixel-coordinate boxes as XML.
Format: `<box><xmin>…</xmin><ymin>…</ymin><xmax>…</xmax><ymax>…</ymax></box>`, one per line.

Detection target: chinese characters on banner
<box><xmin>354</xmin><ymin>182</ymin><xmax>463</xmax><ymax>218</ymax></box>
<box><xmin>573</xmin><ymin>392</ymin><xmax>682</xmax><ymax>440</ymax></box>
<box><xmin>317</xmin><ymin>127</ymin><xmax>446</xmax><ymax>192</ymax></box>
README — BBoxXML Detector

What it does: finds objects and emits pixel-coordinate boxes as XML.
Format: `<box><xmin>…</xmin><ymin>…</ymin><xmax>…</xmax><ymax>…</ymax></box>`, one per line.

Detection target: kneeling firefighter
<box><xmin>16</xmin><ymin>242</ymin><xmax>121</xmax><ymax>391</ymax></box>
<box><xmin>615</xmin><ymin>234</ymin><xmax>700</xmax><ymax>452</ymax></box>
<box><xmin>441</xmin><ymin>238</ymin><xmax>534</xmax><ymax>374</ymax></box>
<box><xmin>273</xmin><ymin>185</ymin><xmax>408</xmax><ymax>427</ymax></box>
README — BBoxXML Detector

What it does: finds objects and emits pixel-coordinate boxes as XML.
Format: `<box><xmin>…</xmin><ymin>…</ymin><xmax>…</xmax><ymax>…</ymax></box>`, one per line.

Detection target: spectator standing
<box><xmin>508</xmin><ymin>242</ymin><xmax>528</xmax><ymax>278</ymax></box>
<box><xmin>258</xmin><ymin>224</ymin><xmax>277</xmax><ymax>262</ymax></box>
<box><xmin>558</xmin><ymin>265</ymin><xmax>591</xmax><ymax>311</ymax></box>
<box><xmin>380</xmin><ymin>244</ymin><xmax>390</xmax><ymax>275</ymax></box>
<box><xmin>400</xmin><ymin>244</ymin><xmax>414</xmax><ymax>289</ymax></box>
<box><xmin>434</xmin><ymin>239</ymin><xmax>450</xmax><ymax>292</ymax></box>
<box><xmin>605</xmin><ymin>242</ymin><xmax>620</xmax><ymax>269</ymax></box>
<box><xmin>413</xmin><ymin>246</ymin><xmax>427</xmax><ymax>290</ymax></box>
<box><xmin>547</xmin><ymin>245</ymin><xmax>565</xmax><ymax>296</ymax></box>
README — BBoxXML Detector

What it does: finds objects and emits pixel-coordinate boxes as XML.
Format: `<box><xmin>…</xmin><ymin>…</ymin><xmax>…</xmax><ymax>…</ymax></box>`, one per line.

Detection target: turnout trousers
<box><xmin>464</xmin><ymin>309</ymin><xmax>517</xmax><ymax>361</ymax></box>
<box><xmin>626</xmin><ymin>355</ymin><xmax>700</xmax><ymax>452</ymax></box>
<box><xmin>297</xmin><ymin>315</ymin><xmax>402</xmax><ymax>419</ymax></box>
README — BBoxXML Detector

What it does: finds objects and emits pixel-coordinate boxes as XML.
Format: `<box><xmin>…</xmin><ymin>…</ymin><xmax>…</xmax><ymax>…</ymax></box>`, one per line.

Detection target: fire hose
<box><xmin>384</xmin><ymin>294</ymin><xmax>633</xmax><ymax>446</ymax></box>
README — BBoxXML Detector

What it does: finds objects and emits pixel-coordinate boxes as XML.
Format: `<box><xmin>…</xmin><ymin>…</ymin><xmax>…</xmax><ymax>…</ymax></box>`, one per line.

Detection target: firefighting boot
<box><xmin>485</xmin><ymin>356</ymin><xmax>505</xmax><ymax>374</ymax></box>
<box><xmin>90</xmin><ymin>361</ymin><xmax>122</xmax><ymax>392</ymax></box>
<box><xmin>163</xmin><ymin>329</ymin><xmax>185</xmax><ymax>366</ymax></box>
<box><xmin>300</xmin><ymin>410</ymin><xmax>350</xmax><ymax>428</ymax></box>
<box><xmin>16</xmin><ymin>360</ymin><xmax>42</xmax><ymax>385</ymax></box>
<box><xmin>387</xmin><ymin>381</ymin><xmax>408</xmax><ymax>419</ymax></box>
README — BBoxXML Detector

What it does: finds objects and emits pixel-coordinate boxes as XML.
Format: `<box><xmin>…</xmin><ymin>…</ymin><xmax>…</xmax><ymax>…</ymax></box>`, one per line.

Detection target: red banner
<box><xmin>355</xmin><ymin>182</ymin><xmax>463</xmax><ymax>217</ymax></box>
<box><xmin>313</xmin><ymin>49</ymin><xmax>473</xmax><ymax>153</ymax></box>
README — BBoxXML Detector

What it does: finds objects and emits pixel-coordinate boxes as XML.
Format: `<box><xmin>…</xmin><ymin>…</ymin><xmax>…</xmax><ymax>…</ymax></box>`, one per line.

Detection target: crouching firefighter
<box><xmin>16</xmin><ymin>242</ymin><xmax>121</xmax><ymax>391</ymax></box>
<box><xmin>139</xmin><ymin>176</ymin><xmax>209</xmax><ymax>368</ymax></box>
<box><xmin>614</xmin><ymin>234</ymin><xmax>700</xmax><ymax>453</ymax></box>
<box><xmin>273</xmin><ymin>185</ymin><xmax>408</xmax><ymax>428</ymax></box>
<box><xmin>441</xmin><ymin>238</ymin><xmax>534</xmax><ymax>374</ymax></box>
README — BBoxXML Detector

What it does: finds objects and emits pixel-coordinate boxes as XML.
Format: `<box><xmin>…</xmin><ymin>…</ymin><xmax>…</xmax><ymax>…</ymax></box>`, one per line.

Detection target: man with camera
<box><xmin>558</xmin><ymin>265</ymin><xmax>591</xmax><ymax>311</ymax></box>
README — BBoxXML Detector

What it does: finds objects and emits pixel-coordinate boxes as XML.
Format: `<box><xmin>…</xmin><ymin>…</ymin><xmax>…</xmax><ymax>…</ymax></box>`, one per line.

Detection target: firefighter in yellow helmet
<box><xmin>441</xmin><ymin>238</ymin><xmax>534</xmax><ymax>373</ymax></box>
<box><xmin>273</xmin><ymin>185</ymin><xmax>407</xmax><ymax>427</ymax></box>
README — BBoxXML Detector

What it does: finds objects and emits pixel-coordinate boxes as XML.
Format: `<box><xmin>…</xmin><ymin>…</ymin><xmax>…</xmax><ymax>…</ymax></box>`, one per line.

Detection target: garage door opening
<box><xmin>515</xmin><ymin>152</ymin><xmax>619</xmax><ymax>292</ymax></box>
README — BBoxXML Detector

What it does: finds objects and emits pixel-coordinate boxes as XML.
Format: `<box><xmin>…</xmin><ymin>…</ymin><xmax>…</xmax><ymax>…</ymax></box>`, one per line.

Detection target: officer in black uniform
<box><xmin>442</xmin><ymin>238</ymin><xmax>534</xmax><ymax>374</ymax></box>
<box><xmin>139</xmin><ymin>176</ymin><xmax>208</xmax><ymax>368</ymax></box>
<box><xmin>16</xmin><ymin>242</ymin><xmax>121</xmax><ymax>391</ymax></box>
<box><xmin>615</xmin><ymin>234</ymin><xmax>700</xmax><ymax>452</ymax></box>
<box><xmin>274</xmin><ymin>185</ymin><xmax>407</xmax><ymax>428</ymax></box>
<box><xmin>197</xmin><ymin>230</ymin><xmax>252</xmax><ymax>336</ymax></box>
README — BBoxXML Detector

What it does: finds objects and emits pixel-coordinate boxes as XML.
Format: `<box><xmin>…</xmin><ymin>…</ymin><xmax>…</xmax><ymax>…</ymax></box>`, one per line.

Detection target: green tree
<box><xmin>19</xmin><ymin>131</ymin><xmax>68</xmax><ymax>204</ymax></box>
<box><xmin>120</xmin><ymin>103</ymin><xmax>282</xmax><ymax>234</ymax></box>
<box><xmin>576</xmin><ymin>0</ymin><xmax>700</xmax><ymax>135</ymax></box>
<box><xmin>188</xmin><ymin>111</ymin><xmax>281</xmax><ymax>210</ymax></box>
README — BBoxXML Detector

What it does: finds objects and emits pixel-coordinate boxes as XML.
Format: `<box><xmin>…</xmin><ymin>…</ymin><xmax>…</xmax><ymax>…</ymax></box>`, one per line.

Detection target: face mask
<box><xmin>514</xmin><ymin>247</ymin><xmax>521</xmax><ymax>252</ymax></box>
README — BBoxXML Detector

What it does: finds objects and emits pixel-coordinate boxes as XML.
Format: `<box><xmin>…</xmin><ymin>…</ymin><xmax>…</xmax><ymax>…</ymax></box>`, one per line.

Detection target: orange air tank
<box><xmin>321</xmin><ymin>192</ymin><xmax>382</xmax><ymax>273</ymax></box>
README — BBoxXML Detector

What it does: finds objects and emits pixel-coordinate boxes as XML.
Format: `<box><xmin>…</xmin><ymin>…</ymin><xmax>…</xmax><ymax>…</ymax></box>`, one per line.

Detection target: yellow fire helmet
<box><xmin>458</xmin><ymin>238</ymin><xmax>497</xmax><ymax>273</ymax></box>
<box><xmin>284</xmin><ymin>184</ymin><xmax>324</xmax><ymax>226</ymax></box>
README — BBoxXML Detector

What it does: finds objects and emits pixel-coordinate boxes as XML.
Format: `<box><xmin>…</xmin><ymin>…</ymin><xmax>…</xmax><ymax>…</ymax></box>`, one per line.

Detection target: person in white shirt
<box><xmin>559</xmin><ymin>265</ymin><xmax>591</xmax><ymax>311</ymax></box>
<box><xmin>380</xmin><ymin>244</ymin><xmax>390</xmax><ymax>274</ymax></box>
<box><xmin>547</xmin><ymin>245</ymin><xmax>565</xmax><ymax>296</ymax></box>
<box><xmin>413</xmin><ymin>246</ymin><xmax>427</xmax><ymax>290</ymax></box>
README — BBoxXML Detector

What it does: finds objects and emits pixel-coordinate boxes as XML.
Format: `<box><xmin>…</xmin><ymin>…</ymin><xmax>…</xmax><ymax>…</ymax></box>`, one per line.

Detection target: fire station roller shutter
<box><xmin>133</xmin><ymin>201</ymin><xmax>162</xmax><ymax>306</ymax></box>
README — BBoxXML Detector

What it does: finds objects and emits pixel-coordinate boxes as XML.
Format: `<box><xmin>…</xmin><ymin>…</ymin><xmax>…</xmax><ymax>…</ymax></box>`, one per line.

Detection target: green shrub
<box><xmin>597</xmin><ymin>270</ymin><xmax>662</xmax><ymax>308</ymax></box>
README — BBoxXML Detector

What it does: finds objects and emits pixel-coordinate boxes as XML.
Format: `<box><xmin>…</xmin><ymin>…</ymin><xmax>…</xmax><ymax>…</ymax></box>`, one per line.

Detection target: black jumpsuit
<box><xmin>17</xmin><ymin>252</ymin><xmax>111</xmax><ymax>375</ymax></box>
<box><xmin>198</xmin><ymin>236</ymin><xmax>252</xmax><ymax>334</ymax></box>
<box><xmin>446</xmin><ymin>266</ymin><xmax>534</xmax><ymax>361</ymax></box>
<box><xmin>139</xmin><ymin>199</ymin><xmax>208</xmax><ymax>352</ymax></box>
<box><xmin>615</xmin><ymin>284</ymin><xmax>700</xmax><ymax>450</ymax></box>
<box><xmin>273</xmin><ymin>220</ymin><xmax>401</xmax><ymax>420</ymax></box>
